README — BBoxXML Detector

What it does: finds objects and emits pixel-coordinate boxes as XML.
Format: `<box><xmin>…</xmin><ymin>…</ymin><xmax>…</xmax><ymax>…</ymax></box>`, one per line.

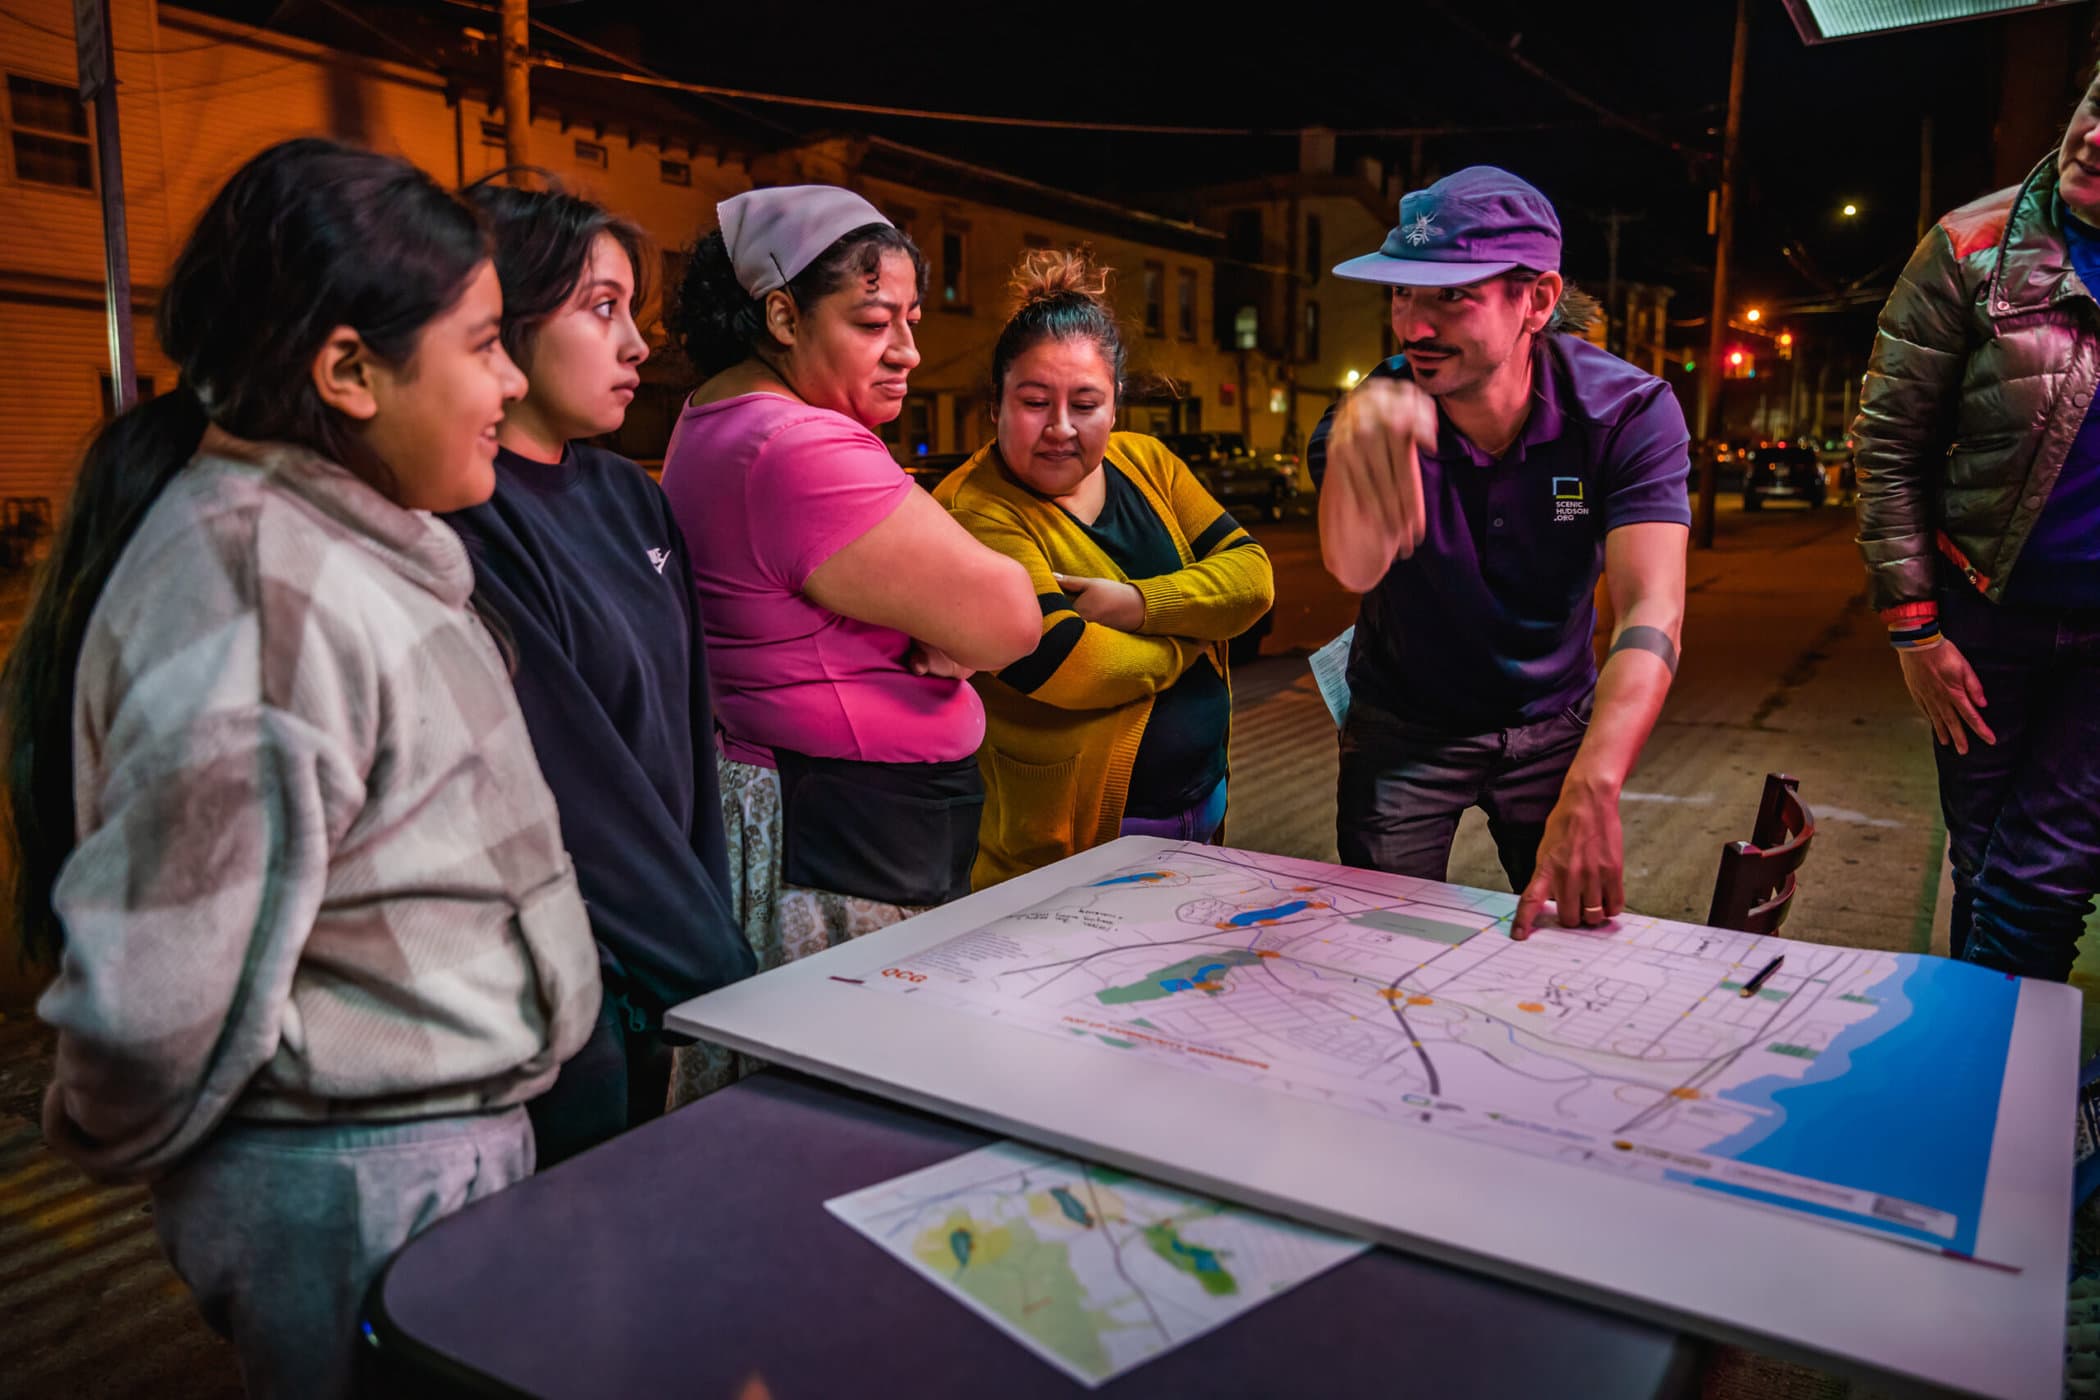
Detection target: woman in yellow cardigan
<box><xmin>935</xmin><ymin>250</ymin><xmax>1275</xmax><ymax>887</ymax></box>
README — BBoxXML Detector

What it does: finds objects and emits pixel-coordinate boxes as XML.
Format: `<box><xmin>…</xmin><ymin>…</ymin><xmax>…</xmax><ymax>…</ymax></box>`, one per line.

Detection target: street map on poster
<box><xmin>827</xmin><ymin>1141</ymin><xmax>1367</xmax><ymax>1387</ymax></box>
<box><xmin>858</xmin><ymin>842</ymin><xmax>2022</xmax><ymax>1264</ymax></box>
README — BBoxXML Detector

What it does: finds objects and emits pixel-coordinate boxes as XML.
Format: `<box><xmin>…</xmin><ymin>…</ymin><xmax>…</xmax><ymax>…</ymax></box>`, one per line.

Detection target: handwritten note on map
<box><xmin>827</xmin><ymin>1141</ymin><xmax>1368</xmax><ymax>1387</ymax></box>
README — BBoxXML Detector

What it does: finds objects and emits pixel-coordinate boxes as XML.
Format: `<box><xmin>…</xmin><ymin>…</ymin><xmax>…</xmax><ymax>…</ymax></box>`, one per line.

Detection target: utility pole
<box><xmin>500</xmin><ymin>0</ymin><xmax>531</xmax><ymax>175</ymax></box>
<box><xmin>74</xmin><ymin>0</ymin><xmax>135</xmax><ymax>415</ymax></box>
<box><xmin>1697</xmin><ymin>0</ymin><xmax>1749</xmax><ymax>551</ymax></box>
<box><xmin>1589</xmin><ymin>209</ymin><xmax>1644</xmax><ymax>358</ymax></box>
<box><xmin>1281</xmin><ymin>189</ymin><xmax>1302</xmax><ymax>454</ymax></box>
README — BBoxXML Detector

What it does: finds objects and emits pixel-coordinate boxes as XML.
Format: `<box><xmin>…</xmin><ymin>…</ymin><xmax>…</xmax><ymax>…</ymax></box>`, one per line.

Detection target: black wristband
<box><xmin>1609</xmin><ymin>623</ymin><xmax>1678</xmax><ymax>675</ymax></box>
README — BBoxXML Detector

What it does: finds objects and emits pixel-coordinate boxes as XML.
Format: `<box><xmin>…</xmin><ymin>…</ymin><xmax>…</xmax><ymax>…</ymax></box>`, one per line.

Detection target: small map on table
<box><xmin>826</xmin><ymin>1142</ymin><xmax>1368</xmax><ymax>1387</ymax></box>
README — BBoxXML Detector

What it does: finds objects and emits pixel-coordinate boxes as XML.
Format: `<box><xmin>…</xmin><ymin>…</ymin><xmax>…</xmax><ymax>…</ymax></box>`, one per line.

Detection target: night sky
<box><xmin>216</xmin><ymin>0</ymin><xmax>2089</xmax><ymax>329</ymax></box>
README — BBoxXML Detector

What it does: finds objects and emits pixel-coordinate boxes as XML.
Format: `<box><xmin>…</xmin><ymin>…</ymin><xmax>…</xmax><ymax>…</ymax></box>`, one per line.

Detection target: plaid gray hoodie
<box><xmin>38</xmin><ymin>430</ymin><xmax>601</xmax><ymax>1183</ymax></box>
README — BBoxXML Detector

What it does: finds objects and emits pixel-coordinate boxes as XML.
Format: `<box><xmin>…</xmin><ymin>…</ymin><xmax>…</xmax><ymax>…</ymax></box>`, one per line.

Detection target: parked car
<box><xmin>1742</xmin><ymin>443</ymin><xmax>1826</xmax><ymax>510</ymax></box>
<box><xmin>1157</xmin><ymin>431</ymin><xmax>1300</xmax><ymax>521</ymax></box>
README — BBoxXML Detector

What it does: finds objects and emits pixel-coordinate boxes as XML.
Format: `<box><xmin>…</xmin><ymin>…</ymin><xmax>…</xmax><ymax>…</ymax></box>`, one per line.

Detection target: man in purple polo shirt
<box><xmin>1309</xmin><ymin>167</ymin><xmax>1690</xmax><ymax>939</ymax></box>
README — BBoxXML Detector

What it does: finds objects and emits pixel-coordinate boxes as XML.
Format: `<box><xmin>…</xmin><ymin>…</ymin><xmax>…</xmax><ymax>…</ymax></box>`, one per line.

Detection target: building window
<box><xmin>1303</xmin><ymin>300</ymin><xmax>1321</xmax><ymax>363</ymax></box>
<box><xmin>1234</xmin><ymin>306</ymin><xmax>1259</xmax><ymax>351</ymax></box>
<box><xmin>659</xmin><ymin>158</ymin><xmax>691</xmax><ymax>186</ymax></box>
<box><xmin>573</xmin><ymin>139</ymin><xmax>608</xmax><ymax>169</ymax></box>
<box><xmin>1175</xmin><ymin>268</ymin><xmax>1197</xmax><ymax>340</ymax></box>
<box><xmin>480</xmin><ymin>119</ymin><xmax>507</xmax><ymax>148</ymax></box>
<box><xmin>1142</xmin><ymin>261</ymin><xmax>1165</xmax><ymax>338</ymax></box>
<box><xmin>940</xmin><ymin>227</ymin><xmax>970</xmax><ymax>310</ymax></box>
<box><xmin>903</xmin><ymin>397</ymin><xmax>934</xmax><ymax>456</ymax></box>
<box><xmin>1305</xmin><ymin>214</ymin><xmax>1324</xmax><ymax>285</ymax></box>
<box><xmin>660</xmin><ymin>250</ymin><xmax>689</xmax><ymax>324</ymax></box>
<box><xmin>8</xmin><ymin>75</ymin><xmax>93</xmax><ymax>190</ymax></box>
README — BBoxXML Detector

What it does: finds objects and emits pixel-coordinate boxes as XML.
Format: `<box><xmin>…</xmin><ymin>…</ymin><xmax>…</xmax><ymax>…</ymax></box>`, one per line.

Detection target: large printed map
<box><xmin>859</xmin><ymin>843</ymin><xmax>2022</xmax><ymax>1263</ymax></box>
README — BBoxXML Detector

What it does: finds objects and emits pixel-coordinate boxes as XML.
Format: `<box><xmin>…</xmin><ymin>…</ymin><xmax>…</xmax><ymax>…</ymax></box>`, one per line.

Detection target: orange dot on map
<box><xmin>1517</xmin><ymin>1002</ymin><xmax>1545</xmax><ymax>1013</ymax></box>
<box><xmin>1407</xmin><ymin>996</ymin><xmax>1435</xmax><ymax>1006</ymax></box>
<box><xmin>1256</xmin><ymin>950</ymin><xmax>1281</xmax><ymax>959</ymax></box>
<box><xmin>1310</xmin><ymin>902</ymin><xmax>1329</xmax><ymax>910</ymax></box>
<box><xmin>1669</xmin><ymin>1087</ymin><xmax>1702</xmax><ymax>1100</ymax></box>
<box><xmin>1295</xmin><ymin>885</ymin><xmax>1317</xmax><ymax>892</ymax></box>
<box><xmin>1613</xmin><ymin>1140</ymin><xmax>1634</xmax><ymax>1151</ymax></box>
<box><xmin>1378</xmin><ymin>989</ymin><xmax>1404</xmax><ymax>1001</ymax></box>
<box><xmin>1215</xmin><ymin>921</ymin><xmax>1235</xmax><ymax>929</ymax></box>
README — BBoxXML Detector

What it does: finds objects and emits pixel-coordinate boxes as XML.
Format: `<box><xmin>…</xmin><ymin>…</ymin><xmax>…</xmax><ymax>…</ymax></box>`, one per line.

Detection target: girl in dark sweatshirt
<box><xmin>445</xmin><ymin>178</ymin><xmax>756</xmax><ymax>1165</ymax></box>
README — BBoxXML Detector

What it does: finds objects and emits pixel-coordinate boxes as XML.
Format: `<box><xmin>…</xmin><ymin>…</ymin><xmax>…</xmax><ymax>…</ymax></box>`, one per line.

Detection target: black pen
<box><xmin>1739</xmin><ymin>955</ymin><xmax>1785</xmax><ymax>998</ymax></box>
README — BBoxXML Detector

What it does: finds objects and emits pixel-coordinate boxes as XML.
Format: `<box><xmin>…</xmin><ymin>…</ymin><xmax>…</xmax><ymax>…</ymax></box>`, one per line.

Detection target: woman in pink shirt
<box><xmin>661</xmin><ymin>187</ymin><xmax>1035</xmax><ymax>1093</ymax></box>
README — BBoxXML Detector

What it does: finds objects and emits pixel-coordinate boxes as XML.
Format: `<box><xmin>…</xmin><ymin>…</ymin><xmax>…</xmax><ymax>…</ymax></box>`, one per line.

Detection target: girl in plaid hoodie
<box><xmin>2</xmin><ymin>140</ymin><xmax>601</xmax><ymax>1398</ymax></box>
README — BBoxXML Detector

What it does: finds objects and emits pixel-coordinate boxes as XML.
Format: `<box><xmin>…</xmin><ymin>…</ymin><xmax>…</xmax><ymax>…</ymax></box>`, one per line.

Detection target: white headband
<box><xmin>716</xmin><ymin>185</ymin><xmax>893</xmax><ymax>298</ymax></box>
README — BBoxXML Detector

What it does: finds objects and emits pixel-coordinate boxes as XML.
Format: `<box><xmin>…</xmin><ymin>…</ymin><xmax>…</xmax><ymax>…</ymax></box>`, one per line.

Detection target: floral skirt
<box><xmin>669</xmin><ymin>757</ymin><xmax>931</xmax><ymax>1105</ymax></box>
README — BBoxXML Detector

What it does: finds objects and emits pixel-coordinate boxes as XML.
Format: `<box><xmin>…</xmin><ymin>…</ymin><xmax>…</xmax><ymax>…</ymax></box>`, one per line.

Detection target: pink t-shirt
<box><xmin>661</xmin><ymin>393</ymin><xmax>985</xmax><ymax>767</ymax></box>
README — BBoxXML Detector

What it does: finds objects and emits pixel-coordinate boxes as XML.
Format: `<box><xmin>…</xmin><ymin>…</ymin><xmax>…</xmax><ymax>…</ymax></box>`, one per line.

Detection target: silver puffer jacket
<box><xmin>1853</xmin><ymin>155</ymin><xmax>2100</xmax><ymax>609</ymax></box>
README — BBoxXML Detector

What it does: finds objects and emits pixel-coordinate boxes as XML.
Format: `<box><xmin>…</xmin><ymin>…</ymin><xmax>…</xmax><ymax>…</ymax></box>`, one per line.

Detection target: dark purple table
<box><xmin>366</xmin><ymin>1071</ymin><xmax>1700</xmax><ymax>1398</ymax></box>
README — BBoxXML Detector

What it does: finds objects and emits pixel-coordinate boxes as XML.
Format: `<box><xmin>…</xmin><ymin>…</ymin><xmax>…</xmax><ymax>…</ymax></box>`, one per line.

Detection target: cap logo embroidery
<box><xmin>1402</xmin><ymin>213</ymin><xmax>1441</xmax><ymax>247</ymax></box>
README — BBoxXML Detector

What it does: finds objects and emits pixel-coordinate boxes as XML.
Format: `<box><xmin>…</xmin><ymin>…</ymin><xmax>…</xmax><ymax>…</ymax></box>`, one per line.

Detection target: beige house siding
<box><xmin>0</xmin><ymin>0</ymin><xmax>756</xmax><ymax>505</ymax></box>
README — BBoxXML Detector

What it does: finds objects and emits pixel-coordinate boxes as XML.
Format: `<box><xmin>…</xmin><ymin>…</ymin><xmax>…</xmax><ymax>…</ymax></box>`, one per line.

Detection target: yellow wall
<box><xmin>0</xmin><ymin>0</ymin><xmax>750</xmax><ymax>505</ymax></box>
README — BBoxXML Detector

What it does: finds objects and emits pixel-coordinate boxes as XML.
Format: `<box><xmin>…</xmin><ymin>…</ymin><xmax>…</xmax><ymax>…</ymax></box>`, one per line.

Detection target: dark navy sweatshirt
<box><xmin>445</xmin><ymin>442</ymin><xmax>755</xmax><ymax>1022</ymax></box>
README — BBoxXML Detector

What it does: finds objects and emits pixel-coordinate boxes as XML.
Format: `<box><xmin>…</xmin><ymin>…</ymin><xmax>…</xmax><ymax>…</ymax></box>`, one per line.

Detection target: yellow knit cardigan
<box><xmin>935</xmin><ymin>431</ymin><xmax>1275</xmax><ymax>889</ymax></box>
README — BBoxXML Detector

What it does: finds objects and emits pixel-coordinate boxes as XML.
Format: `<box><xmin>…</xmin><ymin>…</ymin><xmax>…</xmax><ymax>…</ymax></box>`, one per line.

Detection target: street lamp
<box><xmin>1745</xmin><ymin>307</ymin><xmax>1762</xmax><ymax>324</ymax></box>
<box><xmin>1841</xmin><ymin>203</ymin><xmax>1859</xmax><ymax>218</ymax></box>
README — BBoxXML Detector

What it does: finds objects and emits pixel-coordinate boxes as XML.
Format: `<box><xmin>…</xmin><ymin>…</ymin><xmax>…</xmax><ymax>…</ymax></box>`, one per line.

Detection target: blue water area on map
<box><xmin>1162</xmin><ymin>962</ymin><xmax>1235</xmax><ymax>992</ymax></box>
<box><xmin>1090</xmin><ymin>871</ymin><xmax>1171</xmax><ymax>887</ymax></box>
<box><xmin>1049</xmin><ymin>1186</ymin><xmax>1095</xmax><ymax>1227</ymax></box>
<box><xmin>1678</xmin><ymin>957</ymin><xmax>2019</xmax><ymax>1256</ymax></box>
<box><xmin>1229</xmin><ymin>900</ymin><xmax>1311</xmax><ymax>926</ymax></box>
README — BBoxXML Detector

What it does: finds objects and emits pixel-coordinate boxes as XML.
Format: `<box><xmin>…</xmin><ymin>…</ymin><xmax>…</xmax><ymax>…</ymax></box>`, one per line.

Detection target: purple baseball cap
<box><xmin>717</xmin><ymin>185</ymin><xmax>892</xmax><ymax>298</ymax></box>
<box><xmin>1332</xmin><ymin>166</ymin><xmax>1561</xmax><ymax>288</ymax></box>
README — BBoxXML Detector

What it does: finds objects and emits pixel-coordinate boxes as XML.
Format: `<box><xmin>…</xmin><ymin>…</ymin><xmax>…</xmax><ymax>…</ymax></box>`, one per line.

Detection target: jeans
<box><xmin>1934</xmin><ymin>578</ymin><xmax>2100</xmax><ymax>981</ymax></box>
<box><xmin>1119</xmin><ymin>778</ymin><xmax>1228</xmax><ymax>842</ymax></box>
<box><xmin>1336</xmin><ymin>694</ymin><xmax>1590</xmax><ymax>890</ymax></box>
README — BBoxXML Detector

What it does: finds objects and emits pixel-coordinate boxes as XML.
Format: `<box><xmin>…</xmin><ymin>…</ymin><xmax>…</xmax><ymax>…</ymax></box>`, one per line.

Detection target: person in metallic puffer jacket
<box><xmin>1854</xmin><ymin>63</ymin><xmax>2100</xmax><ymax>981</ymax></box>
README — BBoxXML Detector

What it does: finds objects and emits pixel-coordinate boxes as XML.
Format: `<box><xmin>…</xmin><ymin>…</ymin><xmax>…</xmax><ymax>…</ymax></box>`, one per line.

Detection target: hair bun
<box><xmin>1006</xmin><ymin>247</ymin><xmax>1111</xmax><ymax>317</ymax></box>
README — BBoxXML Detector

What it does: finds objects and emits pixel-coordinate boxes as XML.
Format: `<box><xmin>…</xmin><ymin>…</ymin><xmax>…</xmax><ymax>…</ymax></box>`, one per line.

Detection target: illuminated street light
<box><xmin>1745</xmin><ymin>308</ymin><xmax>1762</xmax><ymax>323</ymax></box>
<box><xmin>1842</xmin><ymin>203</ymin><xmax>1859</xmax><ymax>217</ymax></box>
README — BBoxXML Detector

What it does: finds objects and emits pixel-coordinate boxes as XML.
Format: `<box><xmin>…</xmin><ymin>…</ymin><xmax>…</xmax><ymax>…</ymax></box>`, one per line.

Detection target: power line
<box><xmin>0</xmin><ymin>5</ymin><xmax>228</xmax><ymax>54</ymax></box>
<box><xmin>524</xmin><ymin>54</ymin><xmax>1624</xmax><ymax>139</ymax></box>
<box><xmin>1422</xmin><ymin>0</ymin><xmax>1700</xmax><ymax>161</ymax></box>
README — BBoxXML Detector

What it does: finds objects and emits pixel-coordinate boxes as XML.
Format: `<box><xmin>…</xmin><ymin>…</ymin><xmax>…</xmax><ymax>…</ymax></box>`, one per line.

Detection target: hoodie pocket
<box><xmin>511</xmin><ymin>862</ymin><xmax>601</xmax><ymax>1072</ymax></box>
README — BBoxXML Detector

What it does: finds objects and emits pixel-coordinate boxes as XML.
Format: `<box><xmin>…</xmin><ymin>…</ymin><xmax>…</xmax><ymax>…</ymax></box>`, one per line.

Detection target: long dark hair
<box><xmin>464</xmin><ymin>170</ymin><xmax>651</xmax><ymax>367</ymax></box>
<box><xmin>670</xmin><ymin>218</ymin><xmax>926</xmax><ymax>379</ymax></box>
<box><xmin>1</xmin><ymin>137</ymin><xmax>489</xmax><ymax>966</ymax></box>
